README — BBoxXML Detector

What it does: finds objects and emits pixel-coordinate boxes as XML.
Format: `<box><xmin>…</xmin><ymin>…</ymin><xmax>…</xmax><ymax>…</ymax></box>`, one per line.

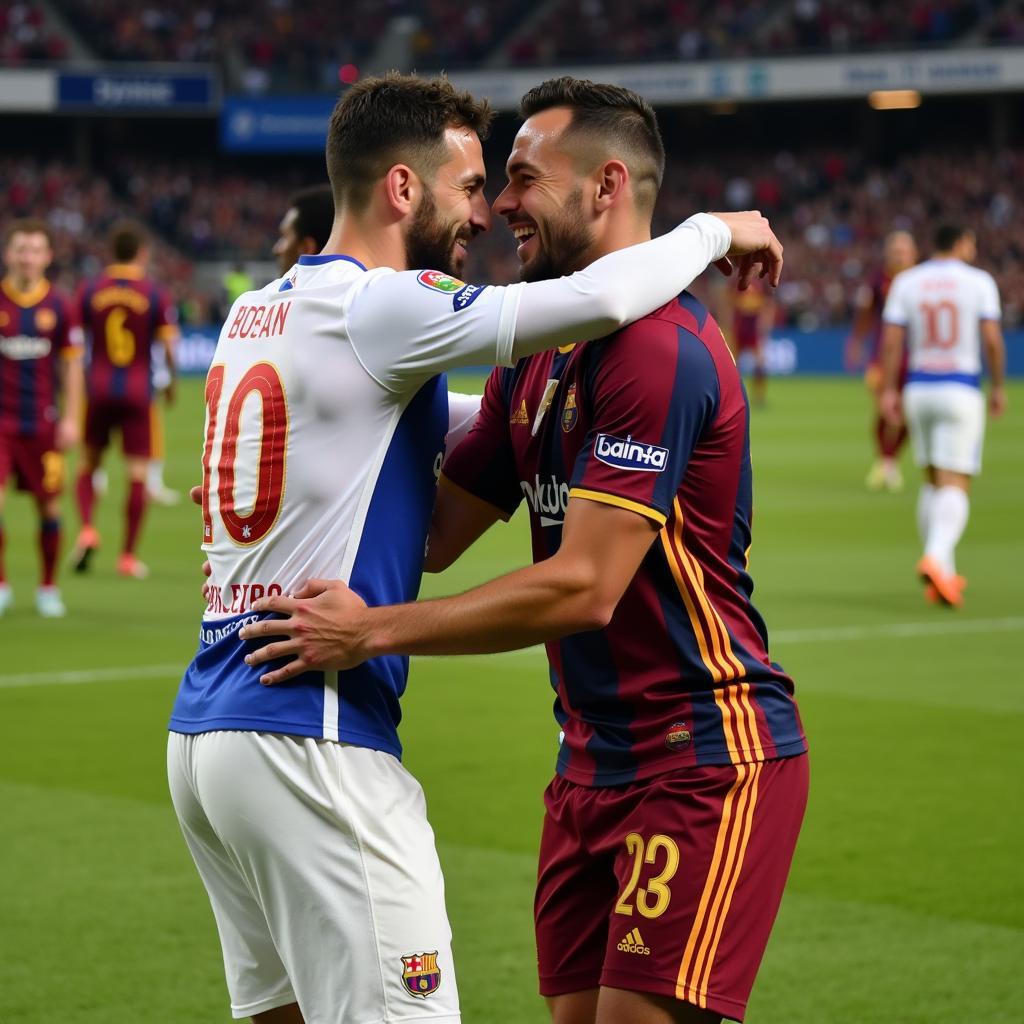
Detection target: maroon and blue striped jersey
<box><xmin>0</xmin><ymin>278</ymin><xmax>82</xmax><ymax>437</ymax></box>
<box><xmin>78</xmin><ymin>265</ymin><xmax>178</xmax><ymax>405</ymax></box>
<box><xmin>443</xmin><ymin>292</ymin><xmax>806</xmax><ymax>787</ymax></box>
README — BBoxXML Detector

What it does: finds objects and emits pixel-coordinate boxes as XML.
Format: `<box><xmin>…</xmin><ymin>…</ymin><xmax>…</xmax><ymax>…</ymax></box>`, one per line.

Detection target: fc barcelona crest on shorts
<box><xmin>562</xmin><ymin>383</ymin><xmax>578</xmax><ymax>433</ymax></box>
<box><xmin>665</xmin><ymin>721</ymin><xmax>692</xmax><ymax>751</ymax></box>
<box><xmin>401</xmin><ymin>951</ymin><xmax>441</xmax><ymax>998</ymax></box>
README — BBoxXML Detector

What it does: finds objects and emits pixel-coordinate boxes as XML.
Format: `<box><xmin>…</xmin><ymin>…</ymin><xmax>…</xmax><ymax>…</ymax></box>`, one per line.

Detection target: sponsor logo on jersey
<box><xmin>34</xmin><ymin>308</ymin><xmax>57</xmax><ymax>332</ymax></box>
<box><xmin>401</xmin><ymin>951</ymin><xmax>442</xmax><ymax>998</ymax></box>
<box><xmin>665</xmin><ymin>722</ymin><xmax>692</xmax><ymax>751</ymax></box>
<box><xmin>521</xmin><ymin>472</ymin><xmax>569</xmax><ymax>527</ymax></box>
<box><xmin>617</xmin><ymin>928</ymin><xmax>651</xmax><ymax>956</ymax></box>
<box><xmin>0</xmin><ymin>335</ymin><xmax>52</xmax><ymax>360</ymax></box>
<box><xmin>417</xmin><ymin>269</ymin><xmax>465</xmax><ymax>294</ymax></box>
<box><xmin>510</xmin><ymin>399</ymin><xmax>529</xmax><ymax>426</ymax></box>
<box><xmin>452</xmin><ymin>283</ymin><xmax>484</xmax><ymax>311</ymax></box>
<box><xmin>561</xmin><ymin>383</ymin><xmax>578</xmax><ymax>433</ymax></box>
<box><xmin>594</xmin><ymin>433</ymin><xmax>669</xmax><ymax>472</ymax></box>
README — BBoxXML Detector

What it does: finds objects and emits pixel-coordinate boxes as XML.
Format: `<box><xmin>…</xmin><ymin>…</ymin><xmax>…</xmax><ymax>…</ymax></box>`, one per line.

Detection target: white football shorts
<box><xmin>903</xmin><ymin>381</ymin><xmax>985</xmax><ymax>475</ymax></box>
<box><xmin>167</xmin><ymin>731</ymin><xmax>460</xmax><ymax>1023</ymax></box>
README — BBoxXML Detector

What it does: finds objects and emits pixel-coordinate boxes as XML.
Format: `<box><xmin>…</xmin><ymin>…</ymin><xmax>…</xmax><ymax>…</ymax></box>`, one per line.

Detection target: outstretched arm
<box><xmin>239</xmin><ymin>498</ymin><xmax>657</xmax><ymax>683</ymax></box>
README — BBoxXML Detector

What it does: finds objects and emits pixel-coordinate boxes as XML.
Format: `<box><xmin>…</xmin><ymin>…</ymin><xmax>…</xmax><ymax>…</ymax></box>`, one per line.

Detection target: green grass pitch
<box><xmin>0</xmin><ymin>375</ymin><xmax>1020</xmax><ymax>1023</ymax></box>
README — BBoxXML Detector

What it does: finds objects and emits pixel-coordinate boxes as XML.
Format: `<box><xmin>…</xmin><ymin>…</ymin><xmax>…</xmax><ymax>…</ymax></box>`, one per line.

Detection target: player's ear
<box><xmin>593</xmin><ymin>159</ymin><xmax>629</xmax><ymax>214</ymax></box>
<box><xmin>383</xmin><ymin>164</ymin><xmax>418</xmax><ymax>218</ymax></box>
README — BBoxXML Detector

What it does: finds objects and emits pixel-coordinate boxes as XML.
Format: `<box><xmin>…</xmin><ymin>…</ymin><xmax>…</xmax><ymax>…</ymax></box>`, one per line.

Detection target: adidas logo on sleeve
<box><xmin>616</xmin><ymin>927</ymin><xmax>651</xmax><ymax>956</ymax></box>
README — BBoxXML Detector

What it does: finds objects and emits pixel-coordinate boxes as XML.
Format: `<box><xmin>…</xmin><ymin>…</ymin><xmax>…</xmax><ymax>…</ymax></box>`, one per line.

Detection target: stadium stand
<box><xmin>0</xmin><ymin>2</ymin><xmax>69</xmax><ymax>62</ymax></box>
<box><xmin>21</xmin><ymin>1</ymin><xmax>1022</xmax><ymax>88</ymax></box>
<box><xmin>3</xmin><ymin>145</ymin><xmax>1021</xmax><ymax>329</ymax></box>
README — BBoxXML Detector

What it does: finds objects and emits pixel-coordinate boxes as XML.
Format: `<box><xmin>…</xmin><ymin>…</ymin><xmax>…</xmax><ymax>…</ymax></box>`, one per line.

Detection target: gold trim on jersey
<box><xmin>2</xmin><ymin>277</ymin><xmax>50</xmax><ymax>308</ymax></box>
<box><xmin>568</xmin><ymin>487</ymin><xmax>667</xmax><ymax>526</ymax></box>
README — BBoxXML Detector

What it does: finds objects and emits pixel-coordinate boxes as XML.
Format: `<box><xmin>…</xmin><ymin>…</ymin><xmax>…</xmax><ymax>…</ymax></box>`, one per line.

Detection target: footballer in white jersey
<box><xmin>880</xmin><ymin>224</ymin><xmax>1007</xmax><ymax>606</ymax></box>
<box><xmin>168</xmin><ymin>234</ymin><xmax>742</xmax><ymax>1024</ymax></box>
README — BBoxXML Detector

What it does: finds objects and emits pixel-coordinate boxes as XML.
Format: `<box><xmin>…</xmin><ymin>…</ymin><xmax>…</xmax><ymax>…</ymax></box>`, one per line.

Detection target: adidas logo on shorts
<box><xmin>616</xmin><ymin>927</ymin><xmax>651</xmax><ymax>956</ymax></box>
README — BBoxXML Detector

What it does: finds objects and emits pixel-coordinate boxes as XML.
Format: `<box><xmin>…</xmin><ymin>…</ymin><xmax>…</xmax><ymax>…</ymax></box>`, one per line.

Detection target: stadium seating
<box><xmin>18</xmin><ymin>1</ymin><xmax>1022</xmax><ymax>91</ymax></box>
<box><xmin>3</xmin><ymin>146</ymin><xmax>1021</xmax><ymax>330</ymax></box>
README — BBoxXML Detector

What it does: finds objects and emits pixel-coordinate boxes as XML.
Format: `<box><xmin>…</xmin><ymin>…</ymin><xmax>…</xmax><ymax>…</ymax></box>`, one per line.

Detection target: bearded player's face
<box><xmin>493</xmin><ymin>107</ymin><xmax>596</xmax><ymax>283</ymax></box>
<box><xmin>403</xmin><ymin>126</ymin><xmax>490</xmax><ymax>278</ymax></box>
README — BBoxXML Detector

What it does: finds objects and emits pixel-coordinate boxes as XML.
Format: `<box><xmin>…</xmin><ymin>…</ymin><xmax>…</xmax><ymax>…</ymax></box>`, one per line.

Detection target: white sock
<box><xmin>925</xmin><ymin>486</ymin><xmax>969</xmax><ymax>576</ymax></box>
<box><xmin>916</xmin><ymin>484</ymin><xmax>936</xmax><ymax>544</ymax></box>
<box><xmin>147</xmin><ymin>460</ymin><xmax>164</xmax><ymax>491</ymax></box>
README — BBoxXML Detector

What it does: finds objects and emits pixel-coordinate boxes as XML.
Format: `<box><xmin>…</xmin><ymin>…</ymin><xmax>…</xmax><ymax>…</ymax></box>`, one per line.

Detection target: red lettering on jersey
<box><xmin>227</xmin><ymin>302</ymin><xmax>291</xmax><ymax>340</ymax></box>
<box><xmin>228</xmin><ymin>306</ymin><xmax>246</xmax><ymax>339</ymax></box>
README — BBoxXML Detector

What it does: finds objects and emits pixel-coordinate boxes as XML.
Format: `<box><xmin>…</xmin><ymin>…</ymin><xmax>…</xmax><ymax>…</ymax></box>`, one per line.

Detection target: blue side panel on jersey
<box><xmin>169</xmin><ymin>611</ymin><xmax>332</xmax><ymax>741</ymax></box>
<box><xmin>18</xmin><ymin>308</ymin><xmax>35</xmax><ymax>433</ymax></box>
<box><xmin>555</xmin><ymin>629</ymin><xmax>637</xmax><ymax>783</ymax></box>
<box><xmin>339</xmin><ymin>374</ymin><xmax>449</xmax><ymax>754</ymax></box>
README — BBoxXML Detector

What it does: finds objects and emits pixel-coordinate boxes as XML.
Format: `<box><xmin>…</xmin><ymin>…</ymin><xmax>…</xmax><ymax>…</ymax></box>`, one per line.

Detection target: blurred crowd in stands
<box><xmin>4</xmin><ymin>1</ymin><xmax>1021</xmax><ymax>90</ymax></box>
<box><xmin>3</xmin><ymin>147</ymin><xmax>1022</xmax><ymax>330</ymax></box>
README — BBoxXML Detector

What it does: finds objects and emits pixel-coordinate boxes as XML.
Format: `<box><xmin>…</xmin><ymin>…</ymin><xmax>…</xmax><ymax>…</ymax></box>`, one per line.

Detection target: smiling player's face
<box><xmin>4</xmin><ymin>231</ymin><xmax>52</xmax><ymax>288</ymax></box>
<box><xmin>492</xmin><ymin>107</ymin><xmax>596</xmax><ymax>283</ymax></box>
<box><xmin>404</xmin><ymin>126</ymin><xmax>491</xmax><ymax>278</ymax></box>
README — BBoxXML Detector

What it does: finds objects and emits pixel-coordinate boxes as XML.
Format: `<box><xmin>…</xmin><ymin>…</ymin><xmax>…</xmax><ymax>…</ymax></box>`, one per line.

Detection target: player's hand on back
<box><xmin>708</xmin><ymin>211</ymin><xmax>784</xmax><ymax>289</ymax></box>
<box><xmin>239</xmin><ymin>580</ymin><xmax>371</xmax><ymax>684</ymax></box>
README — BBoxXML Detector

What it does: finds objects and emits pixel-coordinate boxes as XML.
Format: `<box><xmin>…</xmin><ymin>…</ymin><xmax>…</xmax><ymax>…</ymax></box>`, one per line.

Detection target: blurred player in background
<box><xmin>272</xmin><ymin>184</ymin><xmax>335</xmax><ymax>275</ymax></box>
<box><xmin>0</xmin><ymin>220</ymin><xmax>83</xmax><ymax>617</ymax></box>
<box><xmin>169</xmin><ymin>71</ymin><xmax>778</xmax><ymax>1024</ymax></box>
<box><xmin>847</xmin><ymin>230</ymin><xmax>918</xmax><ymax>492</ymax></box>
<box><xmin>725</xmin><ymin>275</ymin><xmax>774</xmax><ymax>407</ymax></box>
<box><xmin>880</xmin><ymin>224</ymin><xmax>1006</xmax><ymax>607</ymax></box>
<box><xmin>244</xmin><ymin>78</ymin><xmax>800</xmax><ymax>1024</ymax></box>
<box><xmin>72</xmin><ymin>221</ymin><xmax>178</xmax><ymax>579</ymax></box>
<box><xmin>145</xmin><ymin>341</ymin><xmax>179</xmax><ymax>505</ymax></box>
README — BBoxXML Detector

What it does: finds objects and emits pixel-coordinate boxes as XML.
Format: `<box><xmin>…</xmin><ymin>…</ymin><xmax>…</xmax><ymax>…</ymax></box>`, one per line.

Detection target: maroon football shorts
<box><xmin>733</xmin><ymin>322</ymin><xmax>762</xmax><ymax>353</ymax></box>
<box><xmin>0</xmin><ymin>429</ymin><xmax>64</xmax><ymax>500</ymax></box>
<box><xmin>535</xmin><ymin>754</ymin><xmax>809</xmax><ymax>1022</ymax></box>
<box><xmin>84</xmin><ymin>398</ymin><xmax>151</xmax><ymax>458</ymax></box>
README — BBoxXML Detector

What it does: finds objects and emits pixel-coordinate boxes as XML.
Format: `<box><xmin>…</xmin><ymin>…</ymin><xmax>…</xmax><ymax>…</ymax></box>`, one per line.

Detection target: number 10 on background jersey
<box><xmin>201</xmin><ymin>361</ymin><xmax>290</xmax><ymax>547</ymax></box>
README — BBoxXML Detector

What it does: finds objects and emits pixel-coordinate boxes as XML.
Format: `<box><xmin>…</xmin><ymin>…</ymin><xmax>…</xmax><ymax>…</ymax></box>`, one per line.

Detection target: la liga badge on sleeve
<box><xmin>401</xmin><ymin>951</ymin><xmax>442</xmax><ymax>997</ymax></box>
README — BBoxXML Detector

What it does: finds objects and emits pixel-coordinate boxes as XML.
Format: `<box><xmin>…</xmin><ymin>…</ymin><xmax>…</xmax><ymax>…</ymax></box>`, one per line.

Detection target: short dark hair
<box><xmin>934</xmin><ymin>224</ymin><xmax>968</xmax><ymax>252</ymax></box>
<box><xmin>110</xmin><ymin>220</ymin><xmax>146</xmax><ymax>262</ymax></box>
<box><xmin>4</xmin><ymin>218</ymin><xmax>52</xmax><ymax>247</ymax></box>
<box><xmin>326</xmin><ymin>72</ymin><xmax>495</xmax><ymax>213</ymax></box>
<box><xmin>289</xmin><ymin>185</ymin><xmax>335</xmax><ymax>250</ymax></box>
<box><xmin>519</xmin><ymin>76</ymin><xmax>666</xmax><ymax>217</ymax></box>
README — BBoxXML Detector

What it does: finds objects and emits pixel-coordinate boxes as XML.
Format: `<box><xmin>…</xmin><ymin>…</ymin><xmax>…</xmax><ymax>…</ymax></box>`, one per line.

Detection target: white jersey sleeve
<box><xmin>446</xmin><ymin>390</ymin><xmax>481</xmax><ymax>454</ymax></box>
<box><xmin>978</xmin><ymin>270</ymin><xmax>1001</xmax><ymax>321</ymax></box>
<box><xmin>346</xmin><ymin>213</ymin><xmax>731</xmax><ymax>391</ymax></box>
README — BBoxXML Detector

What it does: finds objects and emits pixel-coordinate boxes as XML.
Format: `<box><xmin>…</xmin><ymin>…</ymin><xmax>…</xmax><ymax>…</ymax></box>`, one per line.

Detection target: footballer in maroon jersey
<box><xmin>242</xmin><ymin>80</ymin><xmax>796</xmax><ymax>1024</ymax></box>
<box><xmin>71</xmin><ymin>221</ymin><xmax>178</xmax><ymax>579</ymax></box>
<box><xmin>0</xmin><ymin>219</ymin><xmax>84</xmax><ymax>617</ymax></box>
<box><xmin>846</xmin><ymin>230</ymin><xmax>918</xmax><ymax>491</ymax></box>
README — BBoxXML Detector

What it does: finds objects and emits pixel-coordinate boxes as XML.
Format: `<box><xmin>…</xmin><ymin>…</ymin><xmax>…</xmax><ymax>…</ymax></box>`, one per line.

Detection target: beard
<box><xmin>519</xmin><ymin>188</ymin><xmax>595</xmax><ymax>283</ymax></box>
<box><xmin>404</xmin><ymin>187</ymin><xmax>464</xmax><ymax>277</ymax></box>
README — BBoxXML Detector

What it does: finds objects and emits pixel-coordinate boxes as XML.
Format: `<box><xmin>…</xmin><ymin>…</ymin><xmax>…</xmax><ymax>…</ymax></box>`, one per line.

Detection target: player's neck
<box><xmin>321</xmin><ymin>217</ymin><xmax>409</xmax><ymax>273</ymax></box>
<box><xmin>575</xmin><ymin>219</ymin><xmax>652</xmax><ymax>272</ymax></box>
<box><xmin>6</xmin><ymin>273</ymin><xmax>40</xmax><ymax>294</ymax></box>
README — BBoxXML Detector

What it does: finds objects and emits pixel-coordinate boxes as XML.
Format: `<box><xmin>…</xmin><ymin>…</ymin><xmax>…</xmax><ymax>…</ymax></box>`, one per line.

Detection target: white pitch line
<box><xmin>0</xmin><ymin>663</ymin><xmax>181</xmax><ymax>689</ymax></box>
<box><xmin>1</xmin><ymin>616</ymin><xmax>1021</xmax><ymax>689</ymax></box>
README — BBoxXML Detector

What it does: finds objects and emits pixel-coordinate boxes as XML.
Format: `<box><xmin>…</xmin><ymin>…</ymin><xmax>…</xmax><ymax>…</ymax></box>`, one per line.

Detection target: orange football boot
<box><xmin>70</xmin><ymin>525</ymin><xmax>101</xmax><ymax>573</ymax></box>
<box><xmin>917</xmin><ymin>556</ymin><xmax>963</xmax><ymax>608</ymax></box>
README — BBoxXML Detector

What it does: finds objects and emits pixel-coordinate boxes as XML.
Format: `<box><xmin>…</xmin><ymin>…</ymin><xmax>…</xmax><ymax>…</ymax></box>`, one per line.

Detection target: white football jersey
<box><xmin>883</xmin><ymin>258</ymin><xmax>1001</xmax><ymax>382</ymax></box>
<box><xmin>169</xmin><ymin>215</ymin><xmax>731</xmax><ymax>753</ymax></box>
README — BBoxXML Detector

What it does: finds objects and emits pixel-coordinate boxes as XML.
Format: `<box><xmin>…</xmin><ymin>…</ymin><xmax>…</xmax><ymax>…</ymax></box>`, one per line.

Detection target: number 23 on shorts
<box><xmin>614</xmin><ymin>832</ymin><xmax>680</xmax><ymax>919</ymax></box>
